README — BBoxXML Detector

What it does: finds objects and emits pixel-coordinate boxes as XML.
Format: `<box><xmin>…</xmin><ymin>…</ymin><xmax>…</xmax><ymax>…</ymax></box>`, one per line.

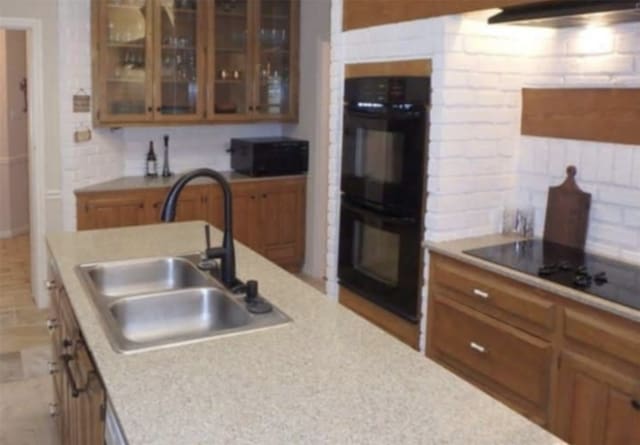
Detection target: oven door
<box><xmin>341</xmin><ymin>106</ymin><xmax>426</xmax><ymax>214</ymax></box>
<box><xmin>338</xmin><ymin>200</ymin><xmax>421</xmax><ymax>322</ymax></box>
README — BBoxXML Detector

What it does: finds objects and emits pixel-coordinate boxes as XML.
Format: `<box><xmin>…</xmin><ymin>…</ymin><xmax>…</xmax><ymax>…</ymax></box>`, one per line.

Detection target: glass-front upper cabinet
<box><xmin>209</xmin><ymin>0</ymin><xmax>251</xmax><ymax>120</ymax></box>
<box><xmin>253</xmin><ymin>0</ymin><xmax>298</xmax><ymax>120</ymax></box>
<box><xmin>97</xmin><ymin>0</ymin><xmax>153</xmax><ymax>123</ymax></box>
<box><xmin>153</xmin><ymin>0</ymin><xmax>205</xmax><ymax>121</ymax></box>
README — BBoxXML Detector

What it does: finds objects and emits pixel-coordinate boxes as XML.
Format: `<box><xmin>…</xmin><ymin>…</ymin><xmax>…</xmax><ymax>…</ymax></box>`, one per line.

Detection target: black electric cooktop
<box><xmin>464</xmin><ymin>240</ymin><xmax>640</xmax><ymax>312</ymax></box>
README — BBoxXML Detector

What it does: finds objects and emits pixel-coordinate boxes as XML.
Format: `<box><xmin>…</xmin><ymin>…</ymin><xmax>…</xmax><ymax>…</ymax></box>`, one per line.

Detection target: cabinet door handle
<box><xmin>48</xmin><ymin>361</ymin><xmax>59</xmax><ymax>375</ymax></box>
<box><xmin>473</xmin><ymin>289</ymin><xmax>489</xmax><ymax>299</ymax></box>
<box><xmin>45</xmin><ymin>280</ymin><xmax>56</xmax><ymax>290</ymax></box>
<box><xmin>632</xmin><ymin>400</ymin><xmax>640</xmax><ymax>411</ymax></box>
<box><xmin>46</xmin><ymin>318</ymin><xmax>59</xmax><ymax>331</ymax></box>
<box><xmin>61</xmin><ymin>353</ymin><xmax>94</xmax><ymax>398</ymax></box>
<box><xmin>49</xmin><ymin>403</ymin><xmax>59</xmax><ymax>417</ymax></box>
<box><xmin>469</xmin><ymin>342</ymin><xmax>487</xmax><ymax>354</ymax></box>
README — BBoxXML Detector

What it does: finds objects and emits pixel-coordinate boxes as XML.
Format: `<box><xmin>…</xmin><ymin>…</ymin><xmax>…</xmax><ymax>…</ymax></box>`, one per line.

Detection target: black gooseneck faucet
<box><xmin>160</xmin><ymin>168</ymin><xmax>236</xmax><ymax>287</ymax></box>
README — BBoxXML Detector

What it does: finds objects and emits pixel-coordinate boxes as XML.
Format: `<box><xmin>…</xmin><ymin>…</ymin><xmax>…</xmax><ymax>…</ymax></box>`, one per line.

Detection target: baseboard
<box><xmin>339</xmin><ymin>287</ymin><xmax>419</xmax><ymax>350</ymax></box>
<box><xmin>0</xmin><ymin>225</ymin><xmax>29</xmax><ymax>239</ymax></box>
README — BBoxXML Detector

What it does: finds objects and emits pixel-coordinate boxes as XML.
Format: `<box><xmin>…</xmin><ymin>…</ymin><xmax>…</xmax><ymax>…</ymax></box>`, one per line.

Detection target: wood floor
<box><xmin>0</xmin><ymin>235</ymin><xmax>58</xmax><ymax>445</ymax></box>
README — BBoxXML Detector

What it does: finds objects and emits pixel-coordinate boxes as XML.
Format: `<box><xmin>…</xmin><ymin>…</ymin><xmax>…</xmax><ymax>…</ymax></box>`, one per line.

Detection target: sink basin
<box><xmin>75</xmin><ymin>254</ymin><xmax>291</xmax><ymax>354</ymax></box>
<box><xmin>81</xmin><ymin>257</ymin><xmax>211</xmax><ymax>298</ymax></box>
<box><xmin>110</xmin><ymin>288</ymin><xmax>251</xmax><ymax>343</ymax></box>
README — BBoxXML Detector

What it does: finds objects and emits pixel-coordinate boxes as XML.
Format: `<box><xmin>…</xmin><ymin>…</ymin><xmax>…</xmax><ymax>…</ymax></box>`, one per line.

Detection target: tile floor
<box><xmin>0</xmin><ymin>235</ymin><xmax>59</xmax><ymax>445</ymax></box>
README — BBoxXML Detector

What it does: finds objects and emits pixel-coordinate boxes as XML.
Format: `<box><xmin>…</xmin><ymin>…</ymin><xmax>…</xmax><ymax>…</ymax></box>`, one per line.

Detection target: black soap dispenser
<box><xmin>146</xmin><ymin>141</ymin><xmax>158</xmax><ymax>177</ymax></box>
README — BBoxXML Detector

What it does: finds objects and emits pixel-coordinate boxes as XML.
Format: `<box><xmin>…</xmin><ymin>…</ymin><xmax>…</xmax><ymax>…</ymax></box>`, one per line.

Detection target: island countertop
<box><xmin>47</xmin><ymin>222</ymin><xmax>563</xmax><ymax>445</ymax></box>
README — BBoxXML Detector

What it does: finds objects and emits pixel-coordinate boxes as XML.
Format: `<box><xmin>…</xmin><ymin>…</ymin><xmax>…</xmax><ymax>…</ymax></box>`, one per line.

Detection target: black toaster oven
<box><xmin>230</xmin><ymin>137</ymin><xmax>309</xmax><ymax>177</ymax></box>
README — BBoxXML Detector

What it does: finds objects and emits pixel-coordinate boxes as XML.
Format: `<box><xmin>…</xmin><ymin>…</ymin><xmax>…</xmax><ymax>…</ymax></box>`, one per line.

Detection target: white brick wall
<box><xmin>517</xmin><ymin>23</ymin><xmax>640</xmax><ymax>265</ymax></box>
<box><xmin>122</xmin><ymin>124</ymin><xmax>283</xmax><ymax>176</ymax></box>
<box><xmin>58</xmin><ymin>0</ymin><xmax>125</xmax><ymax>230</ymax></box>
<box><xmin>328</xmin><ymin>4</ymin><xmax>640</xmax><ymax>350</ymax></box>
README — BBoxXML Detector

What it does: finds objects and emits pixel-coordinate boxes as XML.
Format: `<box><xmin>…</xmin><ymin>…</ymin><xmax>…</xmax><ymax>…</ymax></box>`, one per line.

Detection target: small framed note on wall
<box><xmin>73</xmin><ymin>89</ymin><xmax>91</xmax><ymax>113</ymax></box>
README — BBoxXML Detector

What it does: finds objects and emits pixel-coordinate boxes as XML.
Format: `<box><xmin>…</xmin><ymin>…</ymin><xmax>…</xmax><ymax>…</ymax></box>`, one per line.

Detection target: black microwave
<box><xmin>230</xmin><ymin>137</ymin><xmax>309</xmax><ymax>177</ymax></box>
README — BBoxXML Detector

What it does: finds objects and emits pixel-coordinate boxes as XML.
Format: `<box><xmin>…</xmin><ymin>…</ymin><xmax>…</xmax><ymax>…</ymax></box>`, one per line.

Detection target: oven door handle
<box><xmin>342</xmin><ymin>201</ymin><xmax>417</xmax><ymax>226</ymax></box>
<box><xmin>344</xmin><ymin>108</ymin><xmax>425</xmax><ymax>120</ymax></box>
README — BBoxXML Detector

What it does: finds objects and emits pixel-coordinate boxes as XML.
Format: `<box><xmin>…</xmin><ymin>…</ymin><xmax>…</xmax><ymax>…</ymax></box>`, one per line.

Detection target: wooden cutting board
<box><xmin>544</xmin><ymin>166</ymin><xmax>591</xmax><ymax>250</ymax></box>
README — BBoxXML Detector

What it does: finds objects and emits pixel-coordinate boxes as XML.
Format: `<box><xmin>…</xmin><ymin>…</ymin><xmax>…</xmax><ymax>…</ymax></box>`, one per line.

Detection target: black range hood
<box><xmin>488</xmin><ymin>0</ymin><xmax>640</xmax><ymax>27</ymax></box>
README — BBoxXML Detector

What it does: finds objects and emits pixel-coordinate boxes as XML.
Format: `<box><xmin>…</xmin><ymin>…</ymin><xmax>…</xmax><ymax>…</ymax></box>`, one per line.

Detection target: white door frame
<box><xmin>0</xmin><ymin>18</ymin><xmax>48</xmax><ymax>308</ymax></box>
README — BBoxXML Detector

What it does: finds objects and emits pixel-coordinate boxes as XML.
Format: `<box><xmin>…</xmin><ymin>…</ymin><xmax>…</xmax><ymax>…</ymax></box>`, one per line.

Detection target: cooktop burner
<box><xmin>464</xmin><ymin>240</ymin><xmax>640</xmax><ymax>312</ymax></box>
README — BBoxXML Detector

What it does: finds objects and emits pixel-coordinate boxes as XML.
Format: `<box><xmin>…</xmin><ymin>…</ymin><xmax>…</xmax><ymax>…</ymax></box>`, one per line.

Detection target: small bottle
<box><xmin>267</xmin><ymin>70</ymin><xmax>282</xmax><ymax>114</ymax></box>
<box><xmin>146</xmin><ymin>141</ymin><xmax>158</xmax><ymax>177</ymax></box>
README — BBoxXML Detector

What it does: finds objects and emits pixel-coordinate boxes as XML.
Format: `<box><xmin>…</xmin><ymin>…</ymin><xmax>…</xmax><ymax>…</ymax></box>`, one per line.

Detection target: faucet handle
<box><xmin>204</xmin><ymin>225</ymin><xmax>211</xmax><ymax>250</ymax></box>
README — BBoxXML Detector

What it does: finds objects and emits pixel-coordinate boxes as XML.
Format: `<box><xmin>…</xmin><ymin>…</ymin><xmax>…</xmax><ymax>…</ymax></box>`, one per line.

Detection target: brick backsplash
<box><xmin>121</xmin><ymin>124</ymin><xmax>283</xmax><ymax>176</ymax></box>
<box><xmin>517</xmin><ymin>24</ymin><xmax>640</xmax><ymax>264</ymax></box>
<box><xmin>328</xmin><ymin>1</ymin><xmax>640</xmax><ymax>350</ymax></box>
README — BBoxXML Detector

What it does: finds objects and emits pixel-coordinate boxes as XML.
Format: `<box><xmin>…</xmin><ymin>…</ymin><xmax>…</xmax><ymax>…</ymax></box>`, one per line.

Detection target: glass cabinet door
<box><xmin>209</xmin><ymin>0</ymin><xmax>251</xmax><ymax>119</ymax></box>
<box><xmin>153</xmin><ymin>0</ymin><xmax>205</xmax><ymax>120</ymax></box>
<box><xmin>98</xmin><ymin>0</ymin><xmax>153</xmax><ymax>123</ymax></box>
<box><xmin>253</xmin><ymin>0</ymin><xmax>298</xmax><ymax>119</ymax></box>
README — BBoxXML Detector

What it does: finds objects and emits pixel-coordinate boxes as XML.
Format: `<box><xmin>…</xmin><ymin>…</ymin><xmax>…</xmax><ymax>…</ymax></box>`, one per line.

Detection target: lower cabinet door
<box><xmin>430</xmin><ymin>297</ymin><xmax>552</xmax><ymax>422</ymax></box>
<box><xmin>555</xmin><ymin>352</ymin><xmax>640</xmax><ymax>445</ymax></box>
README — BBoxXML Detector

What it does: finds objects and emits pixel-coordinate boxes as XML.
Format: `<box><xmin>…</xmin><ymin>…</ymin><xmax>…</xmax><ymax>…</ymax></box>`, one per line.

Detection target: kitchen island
<box><xmin>47</xmin><ymin>222</ymin><xmax>563</xmax><ymax>444</ymax></box>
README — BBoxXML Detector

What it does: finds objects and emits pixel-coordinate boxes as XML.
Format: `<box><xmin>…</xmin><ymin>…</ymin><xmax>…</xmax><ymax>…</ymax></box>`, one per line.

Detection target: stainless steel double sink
<box><xmin>76</xmin><ymin>255</ymin><xmax>290</xmax><ymax>354</ymax></box>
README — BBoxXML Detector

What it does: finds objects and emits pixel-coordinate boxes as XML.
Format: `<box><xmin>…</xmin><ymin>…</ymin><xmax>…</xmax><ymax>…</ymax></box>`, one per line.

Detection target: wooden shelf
<box><xmin>107</xmin><ymin>42</ymin><xmax>145</xmax><ymax>48</ymax></box>
<box><xmin>107</xmin><ymin>3</ymin><xmax>145</xmax><ymax>10</ymax></box>
<box><xmin>107</xmin><ymin>78</ymin><xmax>145</xmax><ymax>83</ymax></box>
<box><xmin>215</xmin><ymin>79</ymin><xmax>243</xmax><ymax>84</ymax></box>
<box><xmin>215</xmin><ymin>11</ymin><xmax>247</xmax><ymax>18</ymax></box>
<box><xmin>161</xmin><ymin>45</ymin><xmax>196</xmax><ymax>50</ymax></box>
<box><xmin>522</xmin><ymin>88</ymin><xmax>640</xmax><ymax>146</ymax></box>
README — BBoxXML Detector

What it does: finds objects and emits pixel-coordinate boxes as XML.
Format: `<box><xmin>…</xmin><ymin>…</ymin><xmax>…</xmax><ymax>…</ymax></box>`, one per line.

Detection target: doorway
<box><xmin>0</xmin><ymin>18</ymin><xmax>48</xmax><ymax>309</ymax></box>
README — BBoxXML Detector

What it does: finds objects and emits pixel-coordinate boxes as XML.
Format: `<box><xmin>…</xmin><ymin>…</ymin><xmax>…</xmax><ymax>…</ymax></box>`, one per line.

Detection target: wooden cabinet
<box><xmin>92</xmin><ymin>0</ymin><xmax>299</xmax><ymax>126</ymax></box>
<box><xmin>342</xmin><ymin>0</ymin><xmax>532</xmax><ymax>31</ymax></box>
<box><xmin>75</xmin><ymin>176</ymin><xmax>306</xmax><ymax>270</ymax></box>
<box><xmin>427</xmin><ymin>253</ymin><xmax>640</xmax><ymax>440</ymax></box>
<box><xmin>77</xmin><ymin>194</ymin><xmax>147</xmax><ymax>230</ymax></box>
<box><xmin>556</xmin><ymin>353</ymin><xmax>640</xmax><ymax>445</ymax></box>
<box><xmin>146</xmin><ymin>185</ymin><xmax>214</xmax><ymax>223</ymax></box>
<box><xmin>208</xmin><ymin>0</ymin><xmax>299</xmax><ymax>121</ymax></box>
<box><xmin>48</xmin><ymin>264</ymin><xmax>105</xmax><ymax>445</ymax></box>
<box><xmin>230</xmin><ymin>179</ymin><xmax>305</xmax><ymax>269</ymax></box>
<box><xmin>430</xmin><ymin>297</ymin><xmax>552</xmax><ymax>423</ymax></box>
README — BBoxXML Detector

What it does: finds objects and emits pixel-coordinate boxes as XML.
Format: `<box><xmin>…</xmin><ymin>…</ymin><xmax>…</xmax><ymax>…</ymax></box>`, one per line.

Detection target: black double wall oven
<box><xmin>338</xmin><ymin>76</ymin><xmax>430</xmax><ymax>323</ymax></box>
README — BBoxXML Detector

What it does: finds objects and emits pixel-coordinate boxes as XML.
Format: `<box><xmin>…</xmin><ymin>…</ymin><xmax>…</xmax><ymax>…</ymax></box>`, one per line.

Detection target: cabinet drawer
<box><xmin>564</xmin><ymin>309</ymin><xmax>640</xmax><ymax>369</ymax></box>
<box><xmin>431</xmin><ymin>297</ymin><xmax>552</xmax><ymax>410</ymax></box>
<box><xmin>432</xmin><ymin>255</ymin><xmax>555</xmax><ymax>333</ymax></box>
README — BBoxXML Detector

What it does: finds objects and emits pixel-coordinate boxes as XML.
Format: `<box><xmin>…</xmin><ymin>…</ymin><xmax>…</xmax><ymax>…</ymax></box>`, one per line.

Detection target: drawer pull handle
<box><xmin>45</xmin><ymin>280</ymin><xmax>56</xmax><ymax>290</ymax></box>
<box><xmin>46</xmin><ymin>319</ymin><xmax>58</xmax><ymax>331</ymax></box>
<box><xmin>49</xmin><ymin>403</ymin><xmax>59</xmax><ymax>417</ymax></box>
<box><xmin>632</xmin><ymin>400</ymin><xmax>640</xmax><ymax>411</ymax></box>
<box><xmin>61</xmin><ymin>353</ymin><xmax>94</xmax><ymax>398</ymax></box>
<box><xmin>473</xmin><ymin>289</ymin><xmax>489</xmax><ymax>299</ymax></box>
<box><xmin>470</xmin><ymin>342</ymin><xmax>487</xmax><ymax>354</ymax></box>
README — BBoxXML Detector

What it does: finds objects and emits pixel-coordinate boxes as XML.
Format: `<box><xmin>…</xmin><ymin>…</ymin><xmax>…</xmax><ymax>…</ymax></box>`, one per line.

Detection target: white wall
<box><xmin>328</xmin><ymin>1</ymin><xmax>640</xmax><ymax>350</ymax></box>
<box><xmin>516</xmin><ymin>25</ymin><xmax>640</xmax><ymax>264</ymax></box>
<box><xmin>285</xmin><ymin>0</ymin><xmax>331</xmax><ymax>279</ymax></box>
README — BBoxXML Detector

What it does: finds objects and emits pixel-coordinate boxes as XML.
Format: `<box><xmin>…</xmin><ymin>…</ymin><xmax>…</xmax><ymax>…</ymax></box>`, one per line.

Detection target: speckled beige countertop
<box><xmin>425</xmin><ymin>234</ymin><xmax>640</xmax><ymax>324</ymax></box>
<box><xmin>47</xmin><ymin>223</ymin><xmax>563</xmax><ymax>445</ymax></box>
<box><xmin>75</xmin><ymin>172</ymin><xmax>306</xmax><ymax>194</ymax></box>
